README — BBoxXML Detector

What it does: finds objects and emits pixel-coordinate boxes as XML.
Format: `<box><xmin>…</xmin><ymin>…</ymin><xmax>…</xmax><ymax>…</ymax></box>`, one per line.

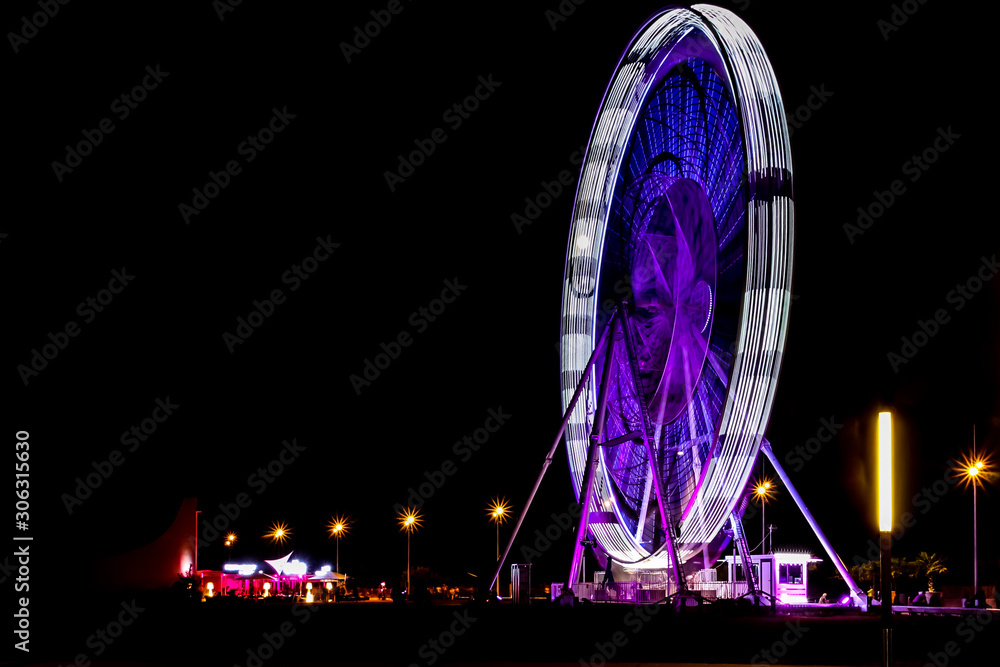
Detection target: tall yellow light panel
<box><xmin>878</xmin><ymin>412</ymin><xmax>892</xmax><ymax>532</ymax></box>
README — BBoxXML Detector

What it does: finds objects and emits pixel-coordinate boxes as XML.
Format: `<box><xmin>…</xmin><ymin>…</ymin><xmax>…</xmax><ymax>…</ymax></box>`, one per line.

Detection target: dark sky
<box><xmin>7</xmin><ymin>0</ymin><xmax>996</xmax><ymax>599</ymax></box>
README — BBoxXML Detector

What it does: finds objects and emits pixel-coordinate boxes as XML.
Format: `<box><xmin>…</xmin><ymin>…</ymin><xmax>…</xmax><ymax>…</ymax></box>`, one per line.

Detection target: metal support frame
<box><xmin>487</xmin><ymin>311</ymin><xmax>619</xmax><ymax>595</ymax></box>
<box><xmin>760</xmin><ymin>439</ymin><xmax>867</xmax><ymax>607</ymax></box>
<box><xmin>489</xmin><ymin>314</ymin><xmax>868</xmax><ymax>610</ymax></box>
<box><xmin>567</xmin><ymin>304</ymin><xmax>689</xmax><ymax>595</ymax></box>
<box><xmin>880</xmin><ymin>530</ymin><xmax>892</xmax><ymax>667</ymax></box>
<box><xmin>600</xmin><ymin>430</ymin><xmax>643</xmax><ymax>449</ymax></box>
<box><xmin>567</xmin><ymin>312</ymin><xmax>619</xmax><ymax>586</ymax></box>
<box><xmin>620</xmin><ymin>306</ymin><xmax>687</xmax><ymax>594</ymax></box>
<box><xmin>729</xmin><ymin>512</ymin><xmax>759</xmax><ymax>597</ymax></box>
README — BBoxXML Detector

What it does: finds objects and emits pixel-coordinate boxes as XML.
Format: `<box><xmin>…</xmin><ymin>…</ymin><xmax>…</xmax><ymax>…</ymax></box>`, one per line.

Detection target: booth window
<box><xmin>779</xmin><ymin>563</ymin><xmax>803</xmax><ymax>585</ymax></box>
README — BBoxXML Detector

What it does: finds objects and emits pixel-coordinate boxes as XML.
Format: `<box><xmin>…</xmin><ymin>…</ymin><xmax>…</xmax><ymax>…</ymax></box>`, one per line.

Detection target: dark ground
<box><xmin>9</xmin><ymin>596</ymin><xmax>999</xmax><ymax>666</ymax></box>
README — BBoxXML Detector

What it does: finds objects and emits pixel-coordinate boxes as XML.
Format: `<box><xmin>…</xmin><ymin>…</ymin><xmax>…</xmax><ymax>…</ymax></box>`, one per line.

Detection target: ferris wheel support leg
<box><xmin>760</xmin><ymin>440</ymin><xmax>867</xmax><ymax>608</ymax></box>
<box><xmin>487</xmin><ymin>311</ymin><xmax>619</xmax><ymax>596</ymax></box>
<box><xmin>620</xmin><ymin>306</ymin><xmax>686</xmax><ymax>594</ymax></box>
<box><xmin>567</xmin><ymin>315</ymin><xmax>619</xmax><ymax>588</ymax></box>
<box><xmin>642</xmin><ymin>435</ymin><xmax>686</xmax><ymax>594</ymax></box>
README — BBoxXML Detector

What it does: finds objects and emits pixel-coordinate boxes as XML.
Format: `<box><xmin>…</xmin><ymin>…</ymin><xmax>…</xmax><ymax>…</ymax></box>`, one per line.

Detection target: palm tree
<box><xmin>887</xmin><ymin>556</ymin><xmax>918</xmax><ymax>601</ymax></box>
<box><xmin>889</xmin><ymin>556</ymin><xmax>912</xmax><ymax>579</ymax></box>
<box><xmin>911</xmin><ymin>552</ymin><xmax>949</xmax><ymax>592</ymax></box>
<box><xmin>849</xmin><ymin>560</ymin><xmax>877</xmax><ymax>589</ymax></box>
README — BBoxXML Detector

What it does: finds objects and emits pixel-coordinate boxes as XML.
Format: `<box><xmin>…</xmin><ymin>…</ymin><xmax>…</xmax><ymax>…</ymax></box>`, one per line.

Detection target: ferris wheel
<box><xmin>558</xmin><ymin>4</ymin><xmax>793</xmax><ymax>582</ymax></box>
<box><xmin>491</xmin><ymin>4</ymin><xmax>864</xmax><ymax>606</ymax></box>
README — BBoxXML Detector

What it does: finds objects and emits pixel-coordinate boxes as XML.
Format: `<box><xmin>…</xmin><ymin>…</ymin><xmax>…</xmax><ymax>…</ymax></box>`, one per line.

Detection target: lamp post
<box><xmin>877</xmin><ymin>411</ymin><xmax>892</xmax><ymax>667</ymax></box>
<box><xmin>967</xmin><ymin>462</ymin><xmax>981</xmax><ymax>592</ymax></box>
<box><xmin>487</xmin><ymin>498</ymin><xmax>511</xmax><ymax>598</ymax></box>
<box><xmin>960</xmin><ymin>432</ymin><xmax>988</xmax><ymax>594</ymax></box>
<box><xmin>399</xmin><ymin>507</ymin><xmax>422</xmax><ymax>600</ymax></box>
<box><xmin>263</xmin><ymin>522</ymin><xmax>291</xmax><ymax>596</ymax></box>
<box><xmin>753</xmin><ymin>479</ymin><xmax>773</xmax><ymax>553</ymax></box>
<box><xmin>328</xmin><ymin>515</ymin><xmax>349</xmax><ymax>602</ymax></box>
<box><xmin>224</xmin><ymin>533</ymin><xmax>237</xmax><ymax>564</ymax></box>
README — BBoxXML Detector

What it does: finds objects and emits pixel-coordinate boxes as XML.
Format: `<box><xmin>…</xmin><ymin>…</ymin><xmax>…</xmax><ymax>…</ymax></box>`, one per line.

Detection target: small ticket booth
<box><xmin>719</xmin><ymin>547</ymin><xmax>821</xmax><ymax>603</ymax></box>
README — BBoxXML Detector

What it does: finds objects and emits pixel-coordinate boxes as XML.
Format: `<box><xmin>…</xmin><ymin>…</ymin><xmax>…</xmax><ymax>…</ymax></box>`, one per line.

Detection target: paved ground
<box><xmin>6</xmin><ymin>597</ymin><xmax>998</xmax><ymax>666</ymax></box>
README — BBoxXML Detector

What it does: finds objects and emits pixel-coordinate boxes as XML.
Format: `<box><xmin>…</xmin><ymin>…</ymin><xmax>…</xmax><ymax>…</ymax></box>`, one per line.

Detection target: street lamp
<box><xmin>487</xmin><ymin>498</ymin><xmax>512</xmax><ymax>597</ymax></box>
<box><xmin>224</xmin><ymin>533</ymin><xmax>237</xmax><ymax>563</ymax></box>
<box><xmin>958</xmin><ymin>439</ymin><xmax>990</xmax><ymax>594</ymax></box>
<box><xmin>263</xmin><ymin>522</ymin><xmax>291</xmax><ymax>594</ymax></box>
<box><xmin>753</xmin><ymin>478</ymin><xmax>774</xmax><ymax>553</ymax></box>
<box><xmin>264</xmin><ymin>521</ymin><xmax>292</xmax><ymax>547</ymax></box>
<box><xmin>877</xmin><ymin>411</ymin><xmax>892</xmax><ymax>667</ymax></box>
<box><xmin>398</xmin><ymin>507</ymin><xmax>422</xmax><ymax>600</ymax></box>
<box><xmin>328</xmin><ymin>515</ymin><xmax>350</xmax><ymax>602</ymax></box>
<box><xmin>968</xmin><ymin>463</ymin><xmax>980</xmax><ymax>593</ymax></box>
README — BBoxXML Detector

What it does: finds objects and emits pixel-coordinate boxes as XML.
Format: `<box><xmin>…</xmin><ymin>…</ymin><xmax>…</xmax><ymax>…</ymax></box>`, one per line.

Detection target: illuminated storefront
<box><xmin>197</xmin><ymin>552</ymin><xmax>344</xmax><ymax>600</ymax></box>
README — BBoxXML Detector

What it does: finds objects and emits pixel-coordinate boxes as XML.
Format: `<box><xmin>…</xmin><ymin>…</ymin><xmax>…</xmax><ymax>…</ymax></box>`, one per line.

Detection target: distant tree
<box><xmin>849</xmin><ymin>560</ymin><xmax>877</xmax><ymax>590</ymax></box>
<box><xmin>889</xmin><ymin>556</ymin><xmax>918</xmax><ymax>596</ymax></box>
<box><xmin>911</xmin><ymin>552</ymin><xmax>949</xmax><ymax>592</ymax></box>
<box><xmin>413</xmin><ymin>566</ymin><xmax>447</xmax><ymax>585</ymax></box>
<box><xmin>172</xmin><ymin>564</ymin><xmax>201</xmax><ymax>603</ymax></box>
<box><xmin>890</xmin><ymin>556</ymin><xmax>913</xmax><ymax>579</ymax></box>
<box><xmin>403</xmin><ymin>566</ymin><xmax>449</xmax><ymax>591</ymax></box>
<box><xmin>850</xmin><ymin>558</ymin><xmax>917</xmax><ymax>598</ymax></box>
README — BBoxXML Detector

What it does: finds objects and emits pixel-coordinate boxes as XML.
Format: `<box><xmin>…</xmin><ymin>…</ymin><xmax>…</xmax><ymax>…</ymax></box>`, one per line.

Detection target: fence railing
<box><xmin>587</xmin><ymin>577</ymin><xmax>753</xmax><ymax>603</ymax></box>
<box><xmin>591</xmin><ymin>579</ymin><xmax>682</xmax><ymax>603</ymax></box>
<box><xmin>689</xmin><ymin>580</ymin><xmax>748</xmax><ymax>600</ymax></box>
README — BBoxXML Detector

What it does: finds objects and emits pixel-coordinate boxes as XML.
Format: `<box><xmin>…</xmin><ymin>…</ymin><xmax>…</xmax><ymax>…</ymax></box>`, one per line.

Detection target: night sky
<box><xmin>7</xmin><ymin>0</ymin><xmax>996</xmax><ymax>610</ymax></box>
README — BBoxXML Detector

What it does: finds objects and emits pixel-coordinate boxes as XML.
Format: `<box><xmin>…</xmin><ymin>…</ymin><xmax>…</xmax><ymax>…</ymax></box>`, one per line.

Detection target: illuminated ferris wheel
<box><xmin>491</xmin><ymin>5</ymin><xmax>864</xmax><ymax>606</ymax></box>
<box><xmin>557</xmin><ymin>4</ymin><xmax>837</xmax><ymax>595</ymax></box>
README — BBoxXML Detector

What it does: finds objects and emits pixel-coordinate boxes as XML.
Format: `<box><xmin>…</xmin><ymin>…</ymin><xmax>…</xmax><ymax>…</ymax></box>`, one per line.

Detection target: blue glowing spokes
<box><xmin>622</xmin><ymin>59</ymin><xmax>744</xmax><ymax>251</ymax></box>
<box><xmin>600</xmin><ymin>56</ymin><xmax>745</xmax><ymax>546</ymax></box>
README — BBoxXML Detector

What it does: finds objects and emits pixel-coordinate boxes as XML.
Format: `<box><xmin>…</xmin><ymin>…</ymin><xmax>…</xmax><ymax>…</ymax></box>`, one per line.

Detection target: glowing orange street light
<box><xmin>752</xmin><ymin>477</ymin><xmax>775</xmax><ymax>553</ymax></box>
<box><xmin>224</xmin><ymin>532</ymin><xmax>237</xmax><ymax>563</ymax></box>
<box><xmin>398</xmin><ymin>507</ymin><xmax>422</xmax><ymax>599</ymax></box>
<box><xmin>328</xmin><ymin>515</ymin><xmax>350</xmax><ymax>575</ymax></box>
<box><xmin>264</xmin><ymin>521</ymin><xmax>292</xmax><ymax>546</ymax></box>
<box><xmin>328</xmin><ymin>515</ymin><xmax>350</xmax><ymax>602</ymax></box>
<box><xmin>487</xmin><ymin>498</ymin><xmax>512</xmax><ymax>597</ymax></box>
